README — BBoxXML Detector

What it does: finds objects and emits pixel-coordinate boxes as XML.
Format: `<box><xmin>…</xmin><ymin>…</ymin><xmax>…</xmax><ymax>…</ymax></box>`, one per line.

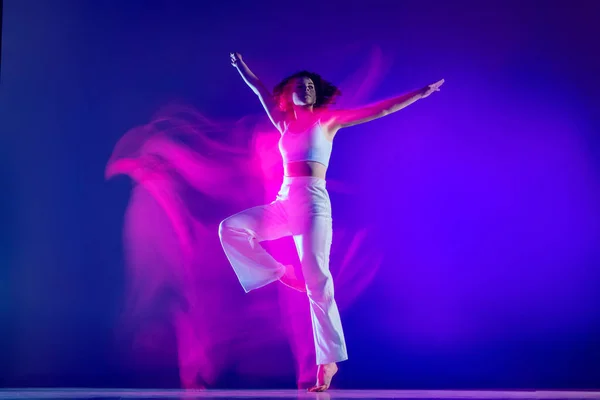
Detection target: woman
<box><xmin>219</xmin><ymin>52</ymin><xmax>443</xmax><ymax>392</ymax></box>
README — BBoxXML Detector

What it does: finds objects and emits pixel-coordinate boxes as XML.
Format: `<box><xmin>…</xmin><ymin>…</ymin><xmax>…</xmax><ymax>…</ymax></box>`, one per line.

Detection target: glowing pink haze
<box><xmin>106</xmin><ymin>47</ymin><xmax>387</xmax><ymax>388</ymax></box>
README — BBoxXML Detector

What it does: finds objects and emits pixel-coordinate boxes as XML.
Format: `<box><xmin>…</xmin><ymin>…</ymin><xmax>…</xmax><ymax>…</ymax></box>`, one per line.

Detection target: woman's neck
<box><xmin>292</xmin><ymin>105</ymin><xmax>314</xmax><ymax>121</ymax></box>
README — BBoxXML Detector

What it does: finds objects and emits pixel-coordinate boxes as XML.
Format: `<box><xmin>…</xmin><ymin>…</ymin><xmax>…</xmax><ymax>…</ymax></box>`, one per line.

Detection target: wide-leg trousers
<box><xmin>218</xmin><ymin>176</ymin><xmax>348</xmax><ymax>365</ymax></box>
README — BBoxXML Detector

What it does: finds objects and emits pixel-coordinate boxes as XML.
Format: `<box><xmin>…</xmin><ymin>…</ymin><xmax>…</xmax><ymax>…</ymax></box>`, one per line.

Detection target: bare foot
<box><xmin>308</xmin><ymin>362</ymin><xmax>338</xmax><ymax>392</ymax></box>
<box><xmin>279</xmin><ymin>264</ymin><xmax>306</xmax><ymax>292</ymax></box>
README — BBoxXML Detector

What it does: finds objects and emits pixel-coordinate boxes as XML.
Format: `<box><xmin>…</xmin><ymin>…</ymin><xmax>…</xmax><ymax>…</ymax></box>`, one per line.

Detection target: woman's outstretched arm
<box><xmin>329</xmin><ymin>79</ymin><xmax>444</xmax><ymax>130</ymax></box>
<box><xmin>230</xmin><ymin>52</ymin><xmax>285</xmax><ymax>132</ymax></box>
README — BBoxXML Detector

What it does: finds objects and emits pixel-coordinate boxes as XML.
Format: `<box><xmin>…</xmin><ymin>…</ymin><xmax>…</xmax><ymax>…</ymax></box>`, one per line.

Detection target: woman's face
<box><xmin>290</xmin><ymin>76</ymin><xmax>316</xmax><ymax>107</ymax></box>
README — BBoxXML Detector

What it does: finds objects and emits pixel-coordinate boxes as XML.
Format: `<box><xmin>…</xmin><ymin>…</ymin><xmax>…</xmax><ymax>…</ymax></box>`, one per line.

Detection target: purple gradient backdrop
<box><xmin>1</xmin><ymin>0</ymin><xmax>600</xmax><ymax>390</ymax></box>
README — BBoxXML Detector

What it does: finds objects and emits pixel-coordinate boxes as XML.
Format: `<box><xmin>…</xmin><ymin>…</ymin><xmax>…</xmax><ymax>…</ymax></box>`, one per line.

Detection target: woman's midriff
<box><xmin>284</xmin><ymin>161</ymin><xmax>327</xmax><ymax>179</ymax></box>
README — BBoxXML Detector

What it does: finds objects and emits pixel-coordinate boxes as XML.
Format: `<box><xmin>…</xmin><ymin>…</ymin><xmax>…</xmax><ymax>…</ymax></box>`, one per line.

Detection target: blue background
<box><xmin>1</xmin><ymin>0</ymin><xmax>599</xmax><ymax>389</ymax></box>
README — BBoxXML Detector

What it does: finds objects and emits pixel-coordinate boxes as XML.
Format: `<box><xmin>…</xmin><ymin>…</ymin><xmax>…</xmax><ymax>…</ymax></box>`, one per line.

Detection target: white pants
<box><xmin>218</xmin><ymin>176</ymin><xmax>348</xmax><ymax>365</ymax></box>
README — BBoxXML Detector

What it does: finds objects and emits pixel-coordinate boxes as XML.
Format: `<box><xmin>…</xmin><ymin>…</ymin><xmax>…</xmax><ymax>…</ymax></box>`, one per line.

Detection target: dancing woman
<box><xmin>219</xmin><ymin>52</ymin><xmax>443</xmax><ymax>392</ymax></box>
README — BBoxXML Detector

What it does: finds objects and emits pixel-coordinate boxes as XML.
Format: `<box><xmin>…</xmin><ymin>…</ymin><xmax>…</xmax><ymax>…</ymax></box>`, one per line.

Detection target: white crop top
<box><xmin>278</xmin><ymin>120</ymin><xmax>333</xmax><ymax>168</ymax></box>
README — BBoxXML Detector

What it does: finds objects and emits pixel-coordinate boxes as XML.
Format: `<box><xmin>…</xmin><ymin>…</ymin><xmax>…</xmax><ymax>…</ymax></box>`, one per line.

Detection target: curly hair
<box><xmin>273</xmin><ymin>70</ymin><xmax>341</xmax><ymax>112</ymax></box>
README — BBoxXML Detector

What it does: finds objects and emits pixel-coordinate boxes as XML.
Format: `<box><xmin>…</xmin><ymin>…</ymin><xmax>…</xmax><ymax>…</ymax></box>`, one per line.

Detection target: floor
<box><xmin>1</xmin><ymin>389</ymin><xmax>600</xmax><ymax>400</ymax></box>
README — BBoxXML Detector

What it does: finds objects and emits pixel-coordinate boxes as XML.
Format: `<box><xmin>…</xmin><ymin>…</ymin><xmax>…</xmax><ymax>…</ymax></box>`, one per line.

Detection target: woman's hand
<box><xmin>230</xmin><ymin>52</ymin><xmax>243</xmax><ymax>68</ymax></box>
<box><xmin>421</xmin><ymin>79</ymin><xmax>445</xmax><ymax>98</ymax></box>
